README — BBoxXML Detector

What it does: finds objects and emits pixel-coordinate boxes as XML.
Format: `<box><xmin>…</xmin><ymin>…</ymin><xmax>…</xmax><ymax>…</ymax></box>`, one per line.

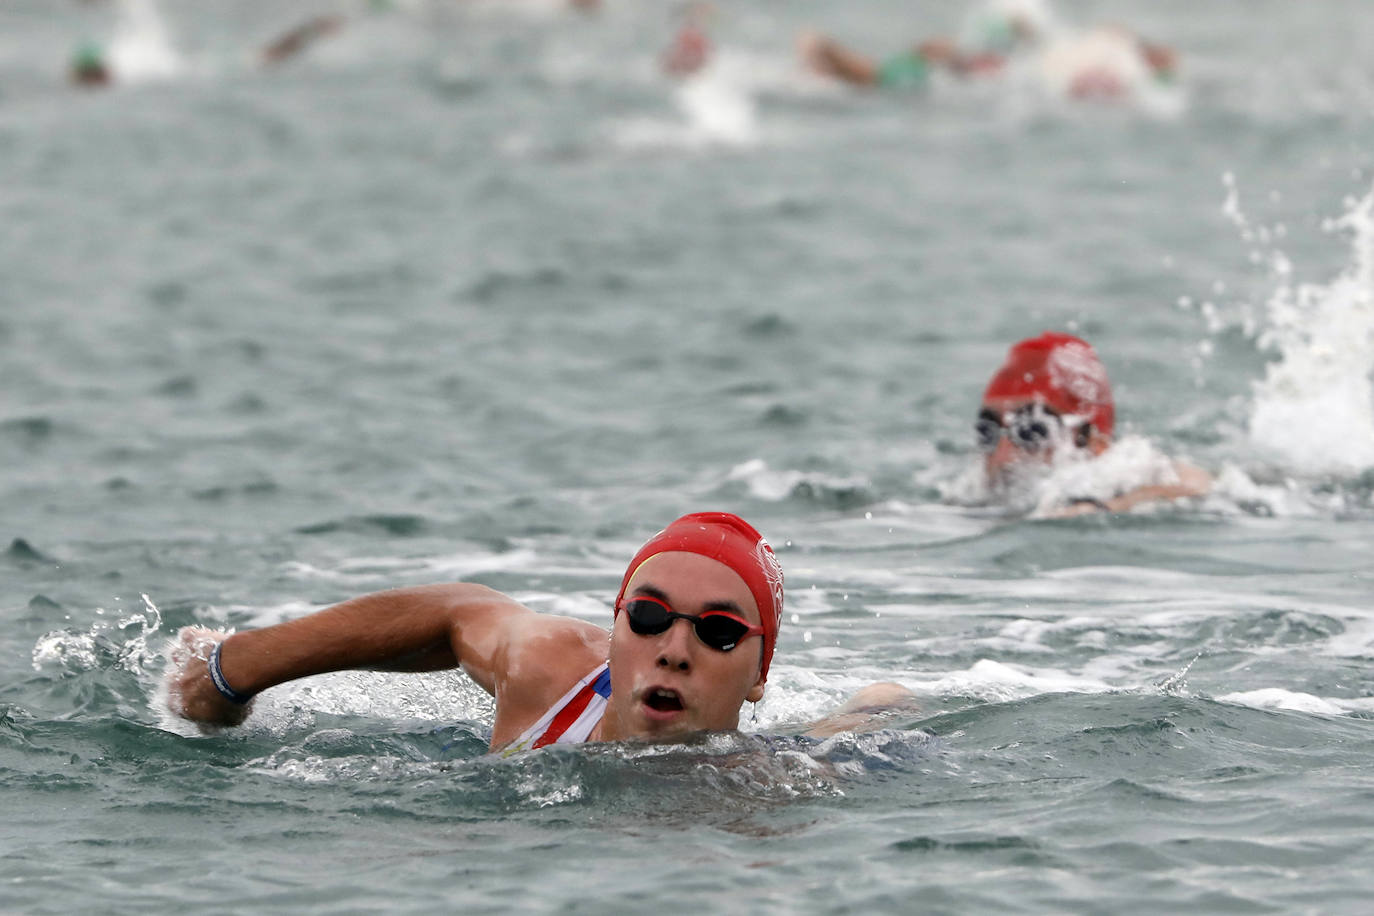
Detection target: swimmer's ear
<box><xmin>1075</xmin><ymin>422</ymin><xmax>1093</xmax><ymax>449</ymax></box>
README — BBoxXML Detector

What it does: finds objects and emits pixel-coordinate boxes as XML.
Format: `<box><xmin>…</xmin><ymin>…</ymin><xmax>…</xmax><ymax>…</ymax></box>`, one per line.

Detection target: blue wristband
<box><xmin>208</xmin><ymin>642</ymin><xmax>254</xmax><ymax>704</ymax></box>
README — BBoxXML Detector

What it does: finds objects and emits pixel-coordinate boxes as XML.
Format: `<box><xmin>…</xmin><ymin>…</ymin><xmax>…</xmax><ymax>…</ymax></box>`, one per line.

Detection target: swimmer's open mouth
<box><xmin>644</xmin><ymin>688</ymin><xmax>684</xmax><ymax>712</ymax></box>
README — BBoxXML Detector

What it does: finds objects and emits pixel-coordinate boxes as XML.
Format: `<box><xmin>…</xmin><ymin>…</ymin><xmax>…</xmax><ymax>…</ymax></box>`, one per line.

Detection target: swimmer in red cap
<box><xmin>165</xmin><ymin>512</ymin><xmax>908</xmax><ymax>750</ymax></box>
<box><xmin>978</xmin><ymin>332</ymin><xmax>1210</xmax><ymax>514</ymax></box>
<box><xmin>660</xmin><ymin>3</ymin><xmax>715</xmax><ymax>78</ymax></box>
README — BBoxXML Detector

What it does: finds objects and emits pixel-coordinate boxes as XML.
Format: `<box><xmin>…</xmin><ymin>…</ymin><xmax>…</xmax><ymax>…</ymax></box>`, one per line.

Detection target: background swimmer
<box><xmin>797</xmin><ymin>31</ymin><xmax>969</xmax><ymax>91</ymax></box>
<box><xmin>661</xmin><ymin>3</ymin><xmax>715</xmax><ymax>79</ymax></box>
<box><xmin>977</xmin><ymin>332</ymin><xmax>1211</xmax><ymax>515</ymax></box>
<box><xmin>259</xmin><ymin>14</ymin><xmax>345</xmax><ymax>68</ymax></box>
<box><xmin>1037</xmin><ymin>24</ymin><xmax>1178</xmax><ymax>102</ymax></box>
<box><xmin>797</xmin><ymin>0</ymin><xmax>1047</xmax><ymax>91</ymax></box>
<box><xmin>69</xmin><ymin>41</ymin><xmax>111</xmax><ymax>87</ymax></box>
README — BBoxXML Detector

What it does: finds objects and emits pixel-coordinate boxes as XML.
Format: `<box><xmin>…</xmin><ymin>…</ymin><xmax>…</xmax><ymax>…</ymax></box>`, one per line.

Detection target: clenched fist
<box><xmin>164</xmin><ymin>627</ymin><xmax>254</xmax><ymax>730</ymax></box>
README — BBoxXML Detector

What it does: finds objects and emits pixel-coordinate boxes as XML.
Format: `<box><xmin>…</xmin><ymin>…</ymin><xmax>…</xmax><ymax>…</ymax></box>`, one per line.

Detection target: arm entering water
<box><xmin>164</xmin><ymin>583</ymin><xmax>531</xmax><ymax>730</ymax></box>
<box><xmin>805</xmin><ymin>682</ymin><xmax>923</xmax><ymax>738</ymax></box>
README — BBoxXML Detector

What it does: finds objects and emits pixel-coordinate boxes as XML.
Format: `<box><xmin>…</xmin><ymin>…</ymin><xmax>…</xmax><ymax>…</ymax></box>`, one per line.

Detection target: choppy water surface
<box><xmin>3</xmin><ymin>1</ymin><xmax>1374</xmax><ymax>912</ymax></box>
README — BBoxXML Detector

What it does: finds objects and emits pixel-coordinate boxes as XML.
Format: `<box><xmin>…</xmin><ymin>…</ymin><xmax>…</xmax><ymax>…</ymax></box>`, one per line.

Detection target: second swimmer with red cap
<box><xmin>978</xmin><ymin>332</ymin><xmax>1211</xmax><ymax>514</ymax></box>
<box><xmin>165</xmin><ymin>512</ymin><xmax>908</xmax><ymax>750</ymax></box>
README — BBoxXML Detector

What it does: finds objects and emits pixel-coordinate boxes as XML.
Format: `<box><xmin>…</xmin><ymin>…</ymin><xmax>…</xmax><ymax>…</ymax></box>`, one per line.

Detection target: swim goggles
<box><xmin>619</xmin><ymin>596</ymin><xmax>764</xmax><ymax>652</ymax></box>
<box><xmin>975</xmin><ymin>403</ymin><xmax>1067</xmax><ymax>454</ymax></box>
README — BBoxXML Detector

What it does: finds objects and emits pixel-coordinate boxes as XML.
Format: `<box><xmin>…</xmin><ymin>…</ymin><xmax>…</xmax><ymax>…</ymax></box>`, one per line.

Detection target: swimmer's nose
<box><xmin>655</xmin><ymin>618</ymin><xmax>693</xmax><ymax>672</ymax></box>
<box><xmin>986</xmin><ymin>435</ymin><xmax>1021</xmax><ymax>474</ymax></box>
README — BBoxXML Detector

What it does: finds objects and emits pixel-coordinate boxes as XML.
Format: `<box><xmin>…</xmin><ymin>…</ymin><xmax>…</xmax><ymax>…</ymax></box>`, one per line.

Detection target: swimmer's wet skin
<box><xmin>167</xmin><ymin>512</ymin><xmax>897</xmax><ymax>755</ymax></box>
<box><xmin>168</xmin><ymin>511</ymin><xmax>919</xmax><ymax>753</ymax></box>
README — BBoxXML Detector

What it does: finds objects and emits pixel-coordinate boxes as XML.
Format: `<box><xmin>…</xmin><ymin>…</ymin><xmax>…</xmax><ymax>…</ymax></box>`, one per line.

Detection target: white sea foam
<box><xmin>31</xmin><ymin>593</ymin><xmax>162</xmax><ymax>674</ymax></box>
<box><xmin>609</xmin><ymin>50</ymin><xmax>765</xmax><ymax>152</ymax></box>
<box><xmin>1314</xmin><ymin>611</ymin><xmax>1374</xmax><ymax>659</ymax></box>
<box><xmin>31</xmin><ymin>631</ymin><xmax>99</xmax><ymax>672</ymax></box>
<box><xmin>723</xmin><ymin>458</ymin><xmax>868</xmax><ymax>503</ymax></box>
<box><xmin>940</xmin><ymin>434</ymin><xmax>1195</xmax><ymax>516</ymax></box>
<box><xmin>279</xmin><ymin>547</ymin><xmax>542</xmax><ymax>585</ymax></box>
<box><xmin>673</xmin><ymin>54</ymin><xmax>759</xmax><ymax>145</ymax></box>
<box><xmin>153</xmin><ymin>649</ymin><xmax>496</xmax><ymax>739</ymax></box>
<box><xmin>108</xmin><ymin>0</ymin><xmax>184</xmax><ymax>84</ymax></box>
<box><xmin>275</xmin><ymin>668</ymin><xmax>493</xmax><ymax>724</ymax></box>
<box><xmin>921</xmin><ymin>658</ymin><xmax>1111</xmax><ymax>702</ymax></box>
<box><xmin>1029</xmin><ymin>435</ymin><xmax>1189</xmax><ymax>516</ymax></box>
<box><xmin>1205</xmin><ymin>463</ymin><xmax>1321</xmax><ymax>517</ymax></box>
<box><xmin>1244</xmin><ymin>183</ymin><xmax>1374</xmax><ymax>475</ymax></box>
<box><xmin>246</xmin><ymin>746</ymin><xmax>455</xmax><ymax>784</ymax></box>
<box><xmin>1215</xmin><ymin>688</ymin><xmax>1348</xmax><ymax>716</ymax></box>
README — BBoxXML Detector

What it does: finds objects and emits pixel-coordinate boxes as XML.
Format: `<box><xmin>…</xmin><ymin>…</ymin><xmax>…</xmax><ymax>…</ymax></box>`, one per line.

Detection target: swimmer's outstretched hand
<box><xmin>805</xmin><ymin>682</ymin><xmax>922</xmax><ymax>738</ymax></box>
<box><xmin>164</xmin><ymin>626</ymin><xmax>254</xmax><ymax>730</ymax></box>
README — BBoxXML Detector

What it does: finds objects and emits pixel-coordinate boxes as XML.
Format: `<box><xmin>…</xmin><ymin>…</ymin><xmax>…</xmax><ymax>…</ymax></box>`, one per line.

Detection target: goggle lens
<box><xmin>975</xmin><ymin>405</ymin><xmax>1061</xmax><ymax>454</ymax></box>
<box><xmin>622</xmin><ymin>597</ymin><xmax>760</xmax><ymax>652</ymax></box>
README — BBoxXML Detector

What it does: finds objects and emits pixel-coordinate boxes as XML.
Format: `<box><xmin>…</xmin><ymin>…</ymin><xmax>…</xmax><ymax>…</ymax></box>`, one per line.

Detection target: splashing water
<box><xmin>611</xmin><ymin>52</ymin><xmax>761</xmax><ymax>152</ymax></box>
<box><xmin>108</xmin><ymin>0</ymin><xmax>184</xmax><ymax>84</ymax></box>
<box><xmin>1245</xmin><ymin>182</ymin><xmax>1374</xmax><ymax>474</ymax></box>
<box><xmin>940</xmin><ymin>434</ymin><xmax>1185</xmax><ymax>516</ymax></box>
<box><xmin>672</xmin><ymin>57</ymin><xmax>758</xmax><ymax>147</ymax></box>
<box><xmin>32</xmin><ymin>593</ymin><xmax>163</xmax><ymax>675</ymax></box>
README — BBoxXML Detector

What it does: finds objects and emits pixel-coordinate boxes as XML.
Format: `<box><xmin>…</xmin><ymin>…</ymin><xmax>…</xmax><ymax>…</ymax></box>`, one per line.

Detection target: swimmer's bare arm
<box><xmin>1107</xmin><ymin>461</ymin><xmax>1211</xmax><ymax>511</ymax></box>
<box><xmin>260</xmin><ymin>15</ymin><xmax>344</xmax><ymax>66</ymax></box>
<box><xmin>797</xmin><ymin>30</ymin><xmax>879</xmax><ymax>85</ymax></box>
<box><xmin>1057</xmin><ymin>461</ymin><xmax>1213</xmax><ymax>517</ymax></box>
<box><xmin>805</xmin><ymin>682</ymin><xmax>922</xmax><ymax>738</ymax></box>
<box><xmin>165</xmin><ymin>584</ymin><xmax>544</xmax><ymax>728</ymax></box>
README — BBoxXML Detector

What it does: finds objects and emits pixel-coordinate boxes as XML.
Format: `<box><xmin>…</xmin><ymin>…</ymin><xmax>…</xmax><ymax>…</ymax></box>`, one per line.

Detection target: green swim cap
<box><xmin>877</xmin><ymin>51</ymin><xmax>929</xmax><ymax>90</ymax></box>
<box><xmin>72</xmin><ymin>41</ymin><xmax>106</xmax><ymax>70</ymax></box>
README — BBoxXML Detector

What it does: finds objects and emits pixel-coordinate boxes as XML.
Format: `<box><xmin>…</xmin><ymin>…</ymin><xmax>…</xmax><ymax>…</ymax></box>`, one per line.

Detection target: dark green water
<box><xmin>3</xmin><ymin>0</ymin><xmax>1374</xmax><ymax>911</ymax></box>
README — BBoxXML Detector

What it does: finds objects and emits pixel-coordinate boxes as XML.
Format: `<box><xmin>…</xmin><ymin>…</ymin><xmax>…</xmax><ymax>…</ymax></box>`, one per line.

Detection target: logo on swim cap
<box><xmin>1046</xmin><ymin>340</ymin><xmax>1111</xmax><ymax>412</ymax></box>
<box><xmin>755</xmin><ymin>537</ymin><xmax>784</xmax><ymax>625</ymax></box>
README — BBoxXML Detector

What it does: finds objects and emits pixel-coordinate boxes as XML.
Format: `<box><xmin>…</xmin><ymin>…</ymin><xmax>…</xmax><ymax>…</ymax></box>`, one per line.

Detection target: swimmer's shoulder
<box><xmin>488</xmin><ymin>615</ymin><xmax>609</xmax><ymax>749</ymax></box>
<box><xmin>498</xmin><ymin>614</ymin><xmax>609</xmax><ymax>700</ymax></box>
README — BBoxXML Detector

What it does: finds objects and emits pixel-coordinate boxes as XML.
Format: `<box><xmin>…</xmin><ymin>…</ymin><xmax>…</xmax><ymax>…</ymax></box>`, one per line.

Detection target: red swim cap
<box><xmin>983</xmin><ymin>332</ymin><xmax>1115</xmax><ymax>437</ymax></box>
<box><xmin>614</xmin><ymin>512</ymin><xmax>784</xmax><ymax>684</ymax></box>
